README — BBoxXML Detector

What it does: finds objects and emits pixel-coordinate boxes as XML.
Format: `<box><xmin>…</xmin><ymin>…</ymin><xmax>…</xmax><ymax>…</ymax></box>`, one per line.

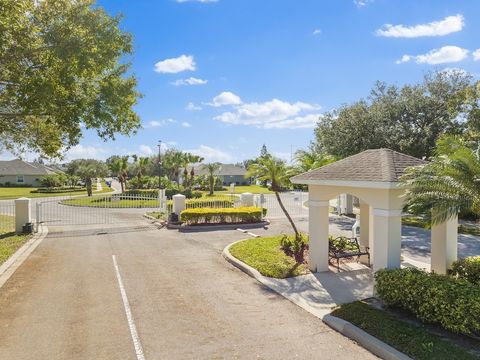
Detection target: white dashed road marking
<box><xmin>112</xmin><ymin>255</ymin><xmax>146</xmax><ymax>360</ymax></box>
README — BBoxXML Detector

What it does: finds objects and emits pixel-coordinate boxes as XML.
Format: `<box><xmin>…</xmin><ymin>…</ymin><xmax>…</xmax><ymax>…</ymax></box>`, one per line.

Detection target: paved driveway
<box><xmin>0</xmin><ymin>214</ymin><xmax>375</xmax><ymax>359</ymax></box>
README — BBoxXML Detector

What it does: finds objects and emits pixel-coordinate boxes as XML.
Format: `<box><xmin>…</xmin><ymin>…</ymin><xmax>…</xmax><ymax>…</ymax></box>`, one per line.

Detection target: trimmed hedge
<box><xmin>451</xmin><ymin>256</ymin><xmax>480</xmax><ymax>285</ymax></box>
<box><xmin>180</xmin><ymin>207</ymin><xmax>264</xmax><ymax>225</ymax></box>
<box><xmin>33</xmin><ymin>186</ymin><xmax>85</xmax><ymax>193</ymax></box>
<box><xmin>375</xmin><ymin>268</ymin><xmax>480</xmax><ymax>337</ymax></box>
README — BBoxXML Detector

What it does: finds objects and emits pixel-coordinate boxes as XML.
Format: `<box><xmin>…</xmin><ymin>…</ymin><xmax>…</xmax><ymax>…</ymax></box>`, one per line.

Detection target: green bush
<box><xmin>451</xmin><ymin>256</ymin><xmax>480</xmax><ymax>285</ymax></box>
<box><xmin>280</xmin><ymin>234</ymin><xmax>308</xmax><ymax>256</ymax></box>
<box><xmin>375</xmin><ymin>268</ymin><xmax>480</xmax><ymax>337</ymax></box>
<box><xmin>329</xmin><ymin>235</ymin><xmax>358</xmax><ymax>252</ymax></box>
<box><xmin>33</xmin><ymin>186</ymin><xmax>85</xmax><ymax>193</ymax></box>
<box><xmin>180</xmin><ymin>207</ymin><xmax>263</xmax><ymax>225</ymax></box>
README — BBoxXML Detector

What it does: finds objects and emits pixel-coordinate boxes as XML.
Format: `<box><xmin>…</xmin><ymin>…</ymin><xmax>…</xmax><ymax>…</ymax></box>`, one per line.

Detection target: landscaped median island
<box><xmin>180</xmin><ymin>207</ymin><xmax>266</xmax><ymax>225</ymax></box>
<box><xmin>228</xmin><ymin>235</ymin><xmax>309</xmax><ymax>278</ymax></box>
<box><xmin>0</xmin><ymin>215</ymin><xmax>32</xmax><ymax>265</ymax></box>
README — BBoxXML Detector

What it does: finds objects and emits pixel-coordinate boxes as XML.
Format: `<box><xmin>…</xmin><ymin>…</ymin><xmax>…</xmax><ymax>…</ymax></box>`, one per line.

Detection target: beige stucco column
<box><xmin>359</xmin><ymin>201</ymin><xmax>370</xmax><ymax>248</ymax></box>
<box><xmin>431</xmin><ymin>215</ymin><xmax>458</xmax><ymax>274</ymax></box>
<box><xmin>172</xmin><ymin>194</ymin><xmax>186</xmax><ymax>215</ymax></box>
<box><xmin>15</xmin><ymin>197</ymin><xmax>31</xmax><ymax>234</ymax></box>
<box><xmin>308</xmin><ymin>199</ymin><xmax>330</xmax><ymax>272</ymax></box>
<box><xmin>371</xmin><ymin>208</ymin><xmax>402</xmax><ymax>272</ymax></box>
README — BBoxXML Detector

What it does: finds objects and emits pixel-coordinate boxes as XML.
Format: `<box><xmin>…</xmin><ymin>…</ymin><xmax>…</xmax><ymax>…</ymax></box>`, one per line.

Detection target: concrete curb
<box><xmin>170</xmin><ymin>221</ymin><xmax>270</xmax><ymax>232</ymax></box>
<box><xmin>323</xmin><ymin>315</ymin><xmax>412</xmax><ymax>360</ymax></box>
<box><xmin>142</xmin><ymin>213</ymin><xmax>166</xmax><ymax>227</ymax></box>
<box><xmin>222</xmin><ymin>241</ymin><xmax>412</xmax><ymax>360</ymax></box>
<box><xmin>0</xmin><ymin>223</ymin><xmax>49</xmax><ymax>289</ymax></box>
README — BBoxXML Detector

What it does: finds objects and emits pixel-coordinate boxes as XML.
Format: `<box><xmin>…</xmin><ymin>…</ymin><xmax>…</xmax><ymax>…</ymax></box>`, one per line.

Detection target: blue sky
<box><xmin>5</xmin><ymin>0</ymin><xmax>480</xmax><ymax>163</ymax></box>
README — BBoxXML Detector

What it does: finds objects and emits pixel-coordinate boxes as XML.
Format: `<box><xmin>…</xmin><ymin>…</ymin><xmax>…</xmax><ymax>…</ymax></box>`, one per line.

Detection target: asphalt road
<box><xmin>0</xmin><ymin>213</ymin><xmax>375</xmax><ymax>360</ymax></box>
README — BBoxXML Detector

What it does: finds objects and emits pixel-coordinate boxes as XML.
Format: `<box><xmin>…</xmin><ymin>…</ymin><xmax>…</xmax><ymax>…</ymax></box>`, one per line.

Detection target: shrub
<box><xmin>451</xmin><ymin>256</ymin><xmax>480</xmax><ymax>285</ymax></box>
<box><xmin>164</xmin><ymin>188</ymin><xmax>193</xmax><ymax>199</ymax></box>
<box><xmin>180</xmin><ymin>207</ymin><xmax>263</xmax><ymax>225</ymax></box>
<box><xmin>40</xmin><ymin>174</ymin><xmax>67</xmax><ymax>188</ymax></box>
<box><xmin>33</xmin><ymin>186</ymin><xmax>85</xmax><ymax>193</ymax></box>
<box><xmin>375</xmin><ymin>268</ymin><xmax>480</xmax><ymax>337</ymax></box>
<box><xmin>328</xmin><ymin>235</ymin><xmax>358</xmax><ymax>252</ymax></box>
<box><xmin>124</xmin><ymin>189</ymin><xmax>158</xmax><ymax>197</ymax></box>
<box><xmin>192</xmin><ymin>191</ymin><xmax>202</xmax><ymax>199</ymax></box>
<box><xmin>280</xmin><ymin>233</ymin><xmax>308</xmax><ymax>262</ymax></box>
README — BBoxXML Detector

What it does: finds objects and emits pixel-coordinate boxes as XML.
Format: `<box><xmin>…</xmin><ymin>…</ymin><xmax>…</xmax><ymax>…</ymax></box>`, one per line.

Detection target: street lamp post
<box><xmin>158</xmin><ymin>140</ymin><xmax>165</xmax><ymax>213</ymax></box>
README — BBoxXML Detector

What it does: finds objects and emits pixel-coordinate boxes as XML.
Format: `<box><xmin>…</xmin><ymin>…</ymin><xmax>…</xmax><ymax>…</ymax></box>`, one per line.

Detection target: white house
<box><xmin>0</xmin><ymin>159</ymin><xmax>60</xmax><ymax>187</ymax></box>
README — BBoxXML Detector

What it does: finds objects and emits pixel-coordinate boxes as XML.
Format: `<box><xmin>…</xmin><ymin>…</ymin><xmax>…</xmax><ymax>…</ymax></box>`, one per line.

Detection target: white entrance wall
<box><xmin>359</xmin><ymin>200</ymin><xmax>370</xmax><ymax>248</ymax></box>
<box><xmin>431</xmin><ymin>215</ymin><xmax>458</xmax><ymax>274</ymax></box>
<box><xmin>308</xmin><ymin>200</ymin><xmax>330</xmax><ymax>272</ymax></box>
<box><xmin>371</xmin><ymin>208</ymin><xmax>402</xmax><ymax>271</ymax></box>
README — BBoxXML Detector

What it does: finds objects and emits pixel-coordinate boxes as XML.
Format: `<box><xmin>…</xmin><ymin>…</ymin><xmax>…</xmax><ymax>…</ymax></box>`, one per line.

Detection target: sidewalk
<box><xmin>223</xmin><ymin>241</ymin><xmax>373</xmax><ymax>318</ymax></box>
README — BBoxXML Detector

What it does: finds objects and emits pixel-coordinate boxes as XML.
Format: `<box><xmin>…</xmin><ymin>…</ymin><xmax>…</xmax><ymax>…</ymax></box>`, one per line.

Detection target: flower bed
<box><xmin>180</xmin><ymin>207</ymin><xmax>264</xmax><ymax>225</ymax></box>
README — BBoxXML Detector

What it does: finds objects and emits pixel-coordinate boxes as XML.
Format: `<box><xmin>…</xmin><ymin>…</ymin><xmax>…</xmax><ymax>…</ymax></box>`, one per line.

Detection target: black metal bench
<box><xmin>328</xmin><ymin>236</ymin><xmax>370</xmax><ymax>272</ymax></box>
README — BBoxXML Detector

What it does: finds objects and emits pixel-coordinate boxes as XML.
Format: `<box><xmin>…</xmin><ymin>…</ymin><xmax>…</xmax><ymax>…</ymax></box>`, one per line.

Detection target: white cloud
<box><xmin>210</xmin><ymin>91</ymin><xmax>242</xmax><ymax>107</ymax></box>
<box><xmin>181</xmin><ymin>122</ymin><xmax>192</xmax><ymax>128</ymax></box>
<box><xmin>312</xmin><ymin>29</ymin><xmax>322</xmax><ymax>35</ymax></box>
<box><xmin>154</xmin><ymin>55</ymin><xmax>196</xmax><ymax>74</ymax></box>
<box><xmin>354</xmin><ymin>0</ymin><xmax>374</xmax><ymax>8</ymax></box>
<box><xmin>214</xmin><ymin>98</ymin><xmax>321</xmax><ymax>129</ymax></box>
<box><xmin>147</xmin><ymin>118</ymin><xmax>176</xmax><ymax>127</ymax></box>
<box><xmin>376</xmin><ymin>15</ymin><xmax>464</xmax><ymax>38</ymax></box>
<box><xmin>397</xmin><ymin>46</ymin><xmax>469</xmax><ymax>65</ymax></box>
<box><xmin>65</xmin><ymin>145</ymin><xmax>106</xmax><ymax>160</ymax></box>
<box><xmin>176</xmin><ymin>0</ymin><xmax>218</xmax><ymax>2</ymax></box>
<box><xmin>186</xmin><ymin>102</ymin><xmax>202</xmax><ymax>111</ymax></box>
<box><xmin>185</xmin><ymin>145</ymin><xmax>233</xmax><ymax>163</ymax></box>
<box><xmin>171</xmin><ymin>77</ymin><xmax>208</xmax><ymax>86</ymax></box>
<box><xmin>139</xmin><ymin>145</ymin><xmax>153</xmax><ymax>156</ymax></box>
<box><xmin>396</xmin><ymin>55</ymin><xmax>412</xmax><ymax>64</ymax></box>
<box><xmin>473</xmin><ymin>49</ymin><xmax>480</xmax><ymax>61</ymax></box>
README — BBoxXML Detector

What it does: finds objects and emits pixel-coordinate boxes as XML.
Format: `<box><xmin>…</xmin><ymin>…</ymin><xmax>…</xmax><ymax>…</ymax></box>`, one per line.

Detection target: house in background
<box><xmin>0</xmin><ymin>159</ymin><xmax>60</xmax><ymax>187</ymax></box>
<box><xmin>195</xmin><ymin>164</ymin><xmax>250</xmax><ymax>186</ymax></box>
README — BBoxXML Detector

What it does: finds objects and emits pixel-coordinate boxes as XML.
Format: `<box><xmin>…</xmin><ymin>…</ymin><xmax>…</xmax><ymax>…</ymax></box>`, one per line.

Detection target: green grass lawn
<box><xmin>62</xmin><ymin>194</ymin><xmax>235</xmax><ymax>208</ymax></box>
<box><xmin>402</xmin><ymin>216</ymin><xmax>480</xmax><ymax>236</ymax></box>
<box><xmin>229</xmin><ymin>235</ymin><xmax>308</xmax><ymax>278</ymax></box>
<box><xmin>332</xmin><ymin>301</ymin><xmax>478</xmax><ymax>360</ymax></box>
<box><xmin>0</xmin><ymin>215</ymin><xmax>31</xmax><ymax>265</ymax></box>
<box><xmin>206</xmin><ymin>185</ymin><xmax>273</xmax><ymax>195</ymax></box>
<box><xmin>0</xmin><ymin>179</ymin><xmax>112</xmax><ymax>200</ymax></box>
<box><xmin>145</xmin><ymin>211</ymin><xmax>166</xmax><ymax>220</ymax></box>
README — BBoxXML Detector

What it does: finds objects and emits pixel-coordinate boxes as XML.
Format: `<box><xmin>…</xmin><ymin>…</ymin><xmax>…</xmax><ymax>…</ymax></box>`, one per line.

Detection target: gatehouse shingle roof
<box><xmin>291</xmin><ymin>149</ymin><xmax>426</xmax><ymax>183</ymax></box>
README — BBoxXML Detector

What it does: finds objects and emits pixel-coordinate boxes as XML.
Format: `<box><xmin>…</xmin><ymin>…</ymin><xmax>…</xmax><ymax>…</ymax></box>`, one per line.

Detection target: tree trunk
<box><xmin>120</xmin><ymin>176</ymin><xmax>125</xmax><ymax>193</ymax></box>
<box><xmin>86</xmin><ymin>178</ymin><xmax>93</xmax><ymax>196</ymax></box>
<box><xmin>275</xmin><ymin>191</ymin><xmax>300</xmax><ymax>240</ymax></box>
<box><xmin>209</xmin><ymin>175</ymin><xmax>214</xmax><ymax>196</ymax></box>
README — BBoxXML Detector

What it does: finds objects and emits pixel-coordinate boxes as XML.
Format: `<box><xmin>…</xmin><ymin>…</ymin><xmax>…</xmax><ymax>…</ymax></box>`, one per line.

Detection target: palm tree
<box><xmin>246</xmin><ymin>155</ymin><xmax>301</xmax><ymax>241</ymax></box>
<box><xmin>205</xmin><ymin>163</ymin><xmax>221</xmax><ymax>195</ymax></box>
<box><xmin>109</xmin><ymin>156</ymin><xmax>129</xmax><ymax>192</ymax></box>
<box><xmin>401</xmin><ymin>135</ymin><xmax>480</xmax><ymax>224</ymax></box>
<box><xmin>75</xmin><ymin>161</ymin><xmax>107</xmax><ymax>196</ymax></box>
<box><xmin>189</xmin><ymin>154</ymin><xmax>204</xmax><ymax>182</ymax></box>
<box><xmin>182</xmin><ymin>152</ymin><xmax>193</xmax><ymax>187</ymax></box>
<box><xmin>293</xmin><ymin>148</ymin><xmax>335</xmax><ymax>174</ymax></box>
<box><xmin>136</xmin><ymin>157</ymin><xmax>150</xmax><ymax>188</ymax></box>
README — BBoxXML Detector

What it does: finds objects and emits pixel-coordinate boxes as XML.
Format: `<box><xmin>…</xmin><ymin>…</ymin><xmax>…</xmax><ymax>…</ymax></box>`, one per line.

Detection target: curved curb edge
<box><xmin>222</xmin><ymin>241</ymin><xmax>412</xmax><ymax>360</ymax></box>
<box><xmin>0</xmin><ymin>223</ymin><xmax>49</xmax><ymax>290</ymax></box>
